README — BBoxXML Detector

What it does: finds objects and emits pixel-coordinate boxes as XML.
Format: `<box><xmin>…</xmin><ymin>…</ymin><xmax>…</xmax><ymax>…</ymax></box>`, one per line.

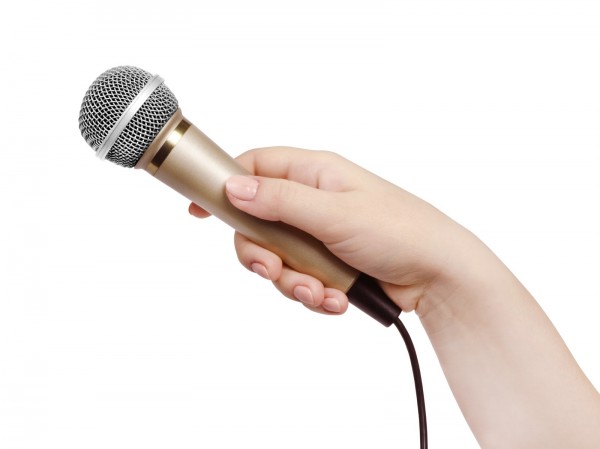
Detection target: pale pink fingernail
<box><xmin>250</xmin><ymin>262</ymin><xmax>270</xmax><ymax>280</ymax></box>
<box><xmin>293</xmin><ymin>285</ymin><xmax>315</xmax><ymax>307</ymax></box>
<box><xmin>323</xmin><ymin>297</ymin><xmax>342</xmax><ymax>313</ymax></box>
<box><xmin>226</xmin><ymin>176</ymin><xmax>258</xmax><ymax>201</ymax></box>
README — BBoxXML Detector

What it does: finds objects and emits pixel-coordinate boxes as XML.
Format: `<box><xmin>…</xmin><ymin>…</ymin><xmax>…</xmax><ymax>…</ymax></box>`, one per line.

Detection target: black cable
<box><xmin>393</xmin><ymin>316</ymin><xmax>428</xmax><ymax>449</ymax></box>
<box><xmin>347</xmin><ymin>274</ymin><xmax>428</xmax><ymax>448</ymax></box>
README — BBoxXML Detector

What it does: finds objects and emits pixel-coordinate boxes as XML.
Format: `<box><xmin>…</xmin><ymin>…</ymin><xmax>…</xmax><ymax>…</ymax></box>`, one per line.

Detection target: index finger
<box><xmin>234</xmin><ymin>146</ymin><xmax>358</xmax><ymax>192</ymax></box>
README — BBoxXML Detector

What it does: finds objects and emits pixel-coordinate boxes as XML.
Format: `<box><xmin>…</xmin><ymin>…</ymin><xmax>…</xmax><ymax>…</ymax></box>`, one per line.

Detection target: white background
<box><xmin>1</xmin><ymin>1</ymin><xmax>599</xmax><ymax>448</ymax></box>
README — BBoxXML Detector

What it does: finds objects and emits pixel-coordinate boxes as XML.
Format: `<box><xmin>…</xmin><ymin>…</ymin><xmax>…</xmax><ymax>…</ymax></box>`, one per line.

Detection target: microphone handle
<box><xmin>136</xmin><ymin>109</ymin><xmax>401</xmax><ymax>326</ymax></box>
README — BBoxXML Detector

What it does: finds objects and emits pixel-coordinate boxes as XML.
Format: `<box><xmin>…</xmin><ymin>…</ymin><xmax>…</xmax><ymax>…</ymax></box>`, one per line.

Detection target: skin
<box><xmin>189</xmin><ymin>147</ymin><xmax>600</xmax><ymax>449</ymax></box>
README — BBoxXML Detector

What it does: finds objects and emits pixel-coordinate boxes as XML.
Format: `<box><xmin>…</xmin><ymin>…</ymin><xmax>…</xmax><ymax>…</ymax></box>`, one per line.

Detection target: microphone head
<box><xmin>78</xmin><ymin>66</ymin><xmax>178</xmax><ymax>168</ymax></box>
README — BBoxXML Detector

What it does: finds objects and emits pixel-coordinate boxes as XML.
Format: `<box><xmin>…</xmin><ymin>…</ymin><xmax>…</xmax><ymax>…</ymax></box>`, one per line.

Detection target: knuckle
<box><xmin>272</xmin><ymin>178</ymin><xmax>291</xmax><ymax>202</ymax></box>
<box><xmin>314</xmin><ymin>149</ymin><xmax>341</xmax><ymax>162</ymax></box>
<box><xmin>267</xmin><ymin>179</ymin><xmax>295</xmax><ymax>220</ymax></box>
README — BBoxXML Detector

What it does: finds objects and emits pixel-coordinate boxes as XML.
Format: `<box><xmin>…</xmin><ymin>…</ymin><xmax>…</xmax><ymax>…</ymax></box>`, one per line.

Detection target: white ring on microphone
<box><xmin>96</xmin><ymin>74</ymin><xmax>164</xmax><ymax>160</ymax></box>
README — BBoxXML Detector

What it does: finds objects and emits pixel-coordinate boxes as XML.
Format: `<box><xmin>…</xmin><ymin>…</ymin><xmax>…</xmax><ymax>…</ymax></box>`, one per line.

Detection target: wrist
<box><xmin>414</xmin><ymin>226</ymin><xmax>521</xmax><ymax>333</ymax></box>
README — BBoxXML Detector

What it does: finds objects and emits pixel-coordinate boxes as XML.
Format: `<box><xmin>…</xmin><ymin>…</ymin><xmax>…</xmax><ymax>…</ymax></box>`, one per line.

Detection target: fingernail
<box><xmin>250</xmin><ymin>262</ymin><xmax>270</xmax><ymax>280</ymax></box>
<box><xmin>226</xmin><ymin>176</ymin><xmax>258</xmax><ymax>201</ymax></box>
<box><xmin>323</xmin><ymin>297</ymin><xmax>341</xmax><ymax>313</ymax></box>
<box><xmin>293</xmin><ymin>285</ymin><xmax>315</xmax><ymax>307</ymax></box>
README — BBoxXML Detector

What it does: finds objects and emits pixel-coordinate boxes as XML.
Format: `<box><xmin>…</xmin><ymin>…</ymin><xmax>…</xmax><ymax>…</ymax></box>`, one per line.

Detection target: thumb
<box><xmin>225</xmin><ymin>175</ymin><xmax>344</xmax><ymax>241</ymax></box>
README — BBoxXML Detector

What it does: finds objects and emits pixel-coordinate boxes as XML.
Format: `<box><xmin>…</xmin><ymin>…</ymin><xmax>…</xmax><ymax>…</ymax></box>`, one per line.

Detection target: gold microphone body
<box><xmin>137</xmin><ymin>109</ymin><xmax>359</xmax><ymax>293</ymax></box>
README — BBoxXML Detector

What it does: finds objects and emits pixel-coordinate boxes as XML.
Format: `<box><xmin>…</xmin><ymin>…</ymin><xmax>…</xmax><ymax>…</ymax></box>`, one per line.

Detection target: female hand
<box><xmin>190</xmin><ymin>146</ymin><xmax>600</xmax><ymax>449</ymax></box>
<box><xmin>189</xmin><ymin>146</ymin><xmax>474</xmax><ymax>317</ymax></box>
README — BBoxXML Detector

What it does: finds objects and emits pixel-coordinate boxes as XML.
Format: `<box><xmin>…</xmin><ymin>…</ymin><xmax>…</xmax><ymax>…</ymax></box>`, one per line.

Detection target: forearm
<box><xmin>418</xmin><ymin>232</ymin><xmax>600</xmax><ymax>449</ymax></box>
<box><xmin>217</xmin><ymin>148</ymin><xmax>599</xmax><ymax>446</ymax></box>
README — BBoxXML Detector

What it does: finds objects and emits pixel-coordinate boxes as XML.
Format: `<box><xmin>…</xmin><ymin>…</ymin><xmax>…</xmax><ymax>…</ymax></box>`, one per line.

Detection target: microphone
<box><xmin>78</xmin><ymin>66</ymin><xmax>401</xmax><ymax>326</ymax></box>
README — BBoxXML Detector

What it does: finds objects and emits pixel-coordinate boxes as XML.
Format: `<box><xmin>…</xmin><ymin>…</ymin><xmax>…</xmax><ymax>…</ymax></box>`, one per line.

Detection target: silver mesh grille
<box><xmin>78</xmin><ymin>66</ymin><xmax>178</xmax><ymax>168</ymax></box>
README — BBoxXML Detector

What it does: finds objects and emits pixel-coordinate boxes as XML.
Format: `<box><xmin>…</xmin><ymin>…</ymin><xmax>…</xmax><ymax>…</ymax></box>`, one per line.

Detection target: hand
<box><xmin>189</xmin><ymin>147</ymin><xmax>600</xmax><ymax>449</ymax></box>
<box><xmin>189</xmin><ymin>146</ymin><xmax>475</xmax><ymax>316</ymax></box>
